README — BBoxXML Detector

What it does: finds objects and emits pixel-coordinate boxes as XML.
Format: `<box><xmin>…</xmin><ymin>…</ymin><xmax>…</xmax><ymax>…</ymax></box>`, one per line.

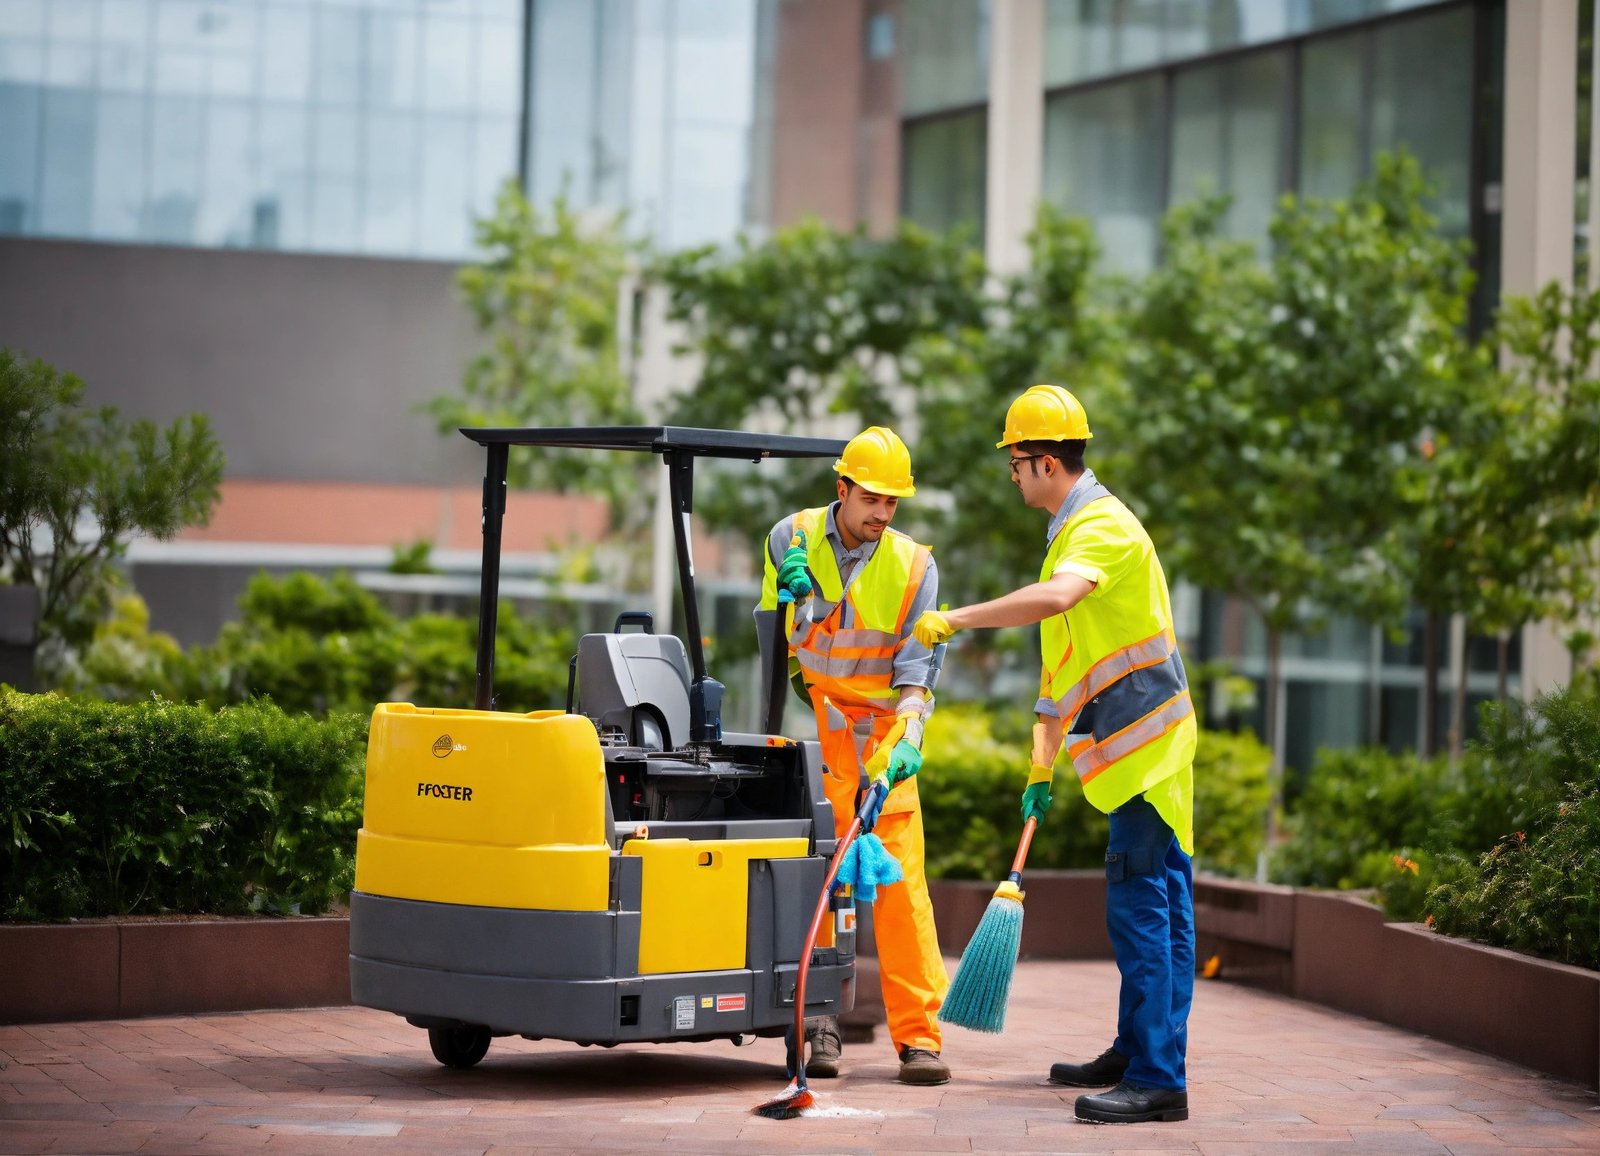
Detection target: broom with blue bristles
<box><xmin>939</xmin><ymin>723</ymin><xmax>1055</xmax><ymax>1033</ymax></box>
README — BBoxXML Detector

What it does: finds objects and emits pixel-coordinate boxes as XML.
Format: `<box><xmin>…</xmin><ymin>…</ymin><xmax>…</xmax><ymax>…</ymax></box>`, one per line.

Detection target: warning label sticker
<box><xmin>715</xmin><ymin>993</ymin><xmax>746</xmax><ymax>1013</ymax></box>
<box><xmin>673</xmin><ymin>995</ymin><xmax>695</xmax><ymax>1031</ymax></box>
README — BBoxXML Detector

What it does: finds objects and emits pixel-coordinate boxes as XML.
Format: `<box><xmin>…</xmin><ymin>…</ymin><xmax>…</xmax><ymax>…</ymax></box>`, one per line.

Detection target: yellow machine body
<box><xmin>355</xmin><ymin>703</ymin><xmax>613</xmax><ymax>913</ymax></box>
<box><xmin>625</xmin><ymin>837</ymin><xmax>808</xmax><ymax>973</ymax></box>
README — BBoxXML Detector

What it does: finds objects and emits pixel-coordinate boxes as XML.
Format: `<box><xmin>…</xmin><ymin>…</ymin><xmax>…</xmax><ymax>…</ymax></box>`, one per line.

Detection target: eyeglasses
<box><xmin>1008</xmin><ymin>454</ymin><xmax>1048</xmax><ymax>475</ymax></box>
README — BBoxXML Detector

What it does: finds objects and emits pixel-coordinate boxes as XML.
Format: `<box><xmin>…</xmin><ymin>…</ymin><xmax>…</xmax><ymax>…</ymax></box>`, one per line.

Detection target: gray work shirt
<box><xmin>764</xmin><ymin>502</ymin><xmax>939</xmax><ymax>691</ymax></box>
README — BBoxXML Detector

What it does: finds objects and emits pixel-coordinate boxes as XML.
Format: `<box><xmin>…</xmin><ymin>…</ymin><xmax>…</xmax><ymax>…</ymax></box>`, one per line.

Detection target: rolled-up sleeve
<box><xmin>892</xmin><ymin>553</ymin><xmax>939</xmax><ymax>690</ymax></box>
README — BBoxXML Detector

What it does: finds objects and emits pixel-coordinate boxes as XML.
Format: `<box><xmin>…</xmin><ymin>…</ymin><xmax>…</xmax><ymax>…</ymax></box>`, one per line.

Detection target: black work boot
<box><xmin>803</xmin><ymin>1015</ymin><xmax>842</xmax><ymax>1078</ymax></box>
<box><xmin>896</xmin><ymin>1046</ymin><xmax>951</xmax><ymax>1085</ymax></box>
<box><xmin>1074</xmin><ymin>1081</ymin><xmax>1189</xmax><ymax>1124</ymax></box>
<box><xmin>1048</xmin><ymin>1045</ymin><xmax>1129</xmax><ymax>1087</ymax></box>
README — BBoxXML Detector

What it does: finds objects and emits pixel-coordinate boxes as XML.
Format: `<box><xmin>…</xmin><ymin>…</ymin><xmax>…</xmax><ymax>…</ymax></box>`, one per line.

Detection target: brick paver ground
<box><xmin>2</xmin><ymin>960</ymin><xmax>1595</xmax><ymax>1155</ymax></box>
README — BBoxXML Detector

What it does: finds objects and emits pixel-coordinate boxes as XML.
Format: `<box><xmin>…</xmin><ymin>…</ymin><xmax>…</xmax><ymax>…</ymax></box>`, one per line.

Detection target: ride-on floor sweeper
<box><xmin>349</xmin><ymin>426</ymin><xmax>855</xmax><ymax>1069</ymax></box>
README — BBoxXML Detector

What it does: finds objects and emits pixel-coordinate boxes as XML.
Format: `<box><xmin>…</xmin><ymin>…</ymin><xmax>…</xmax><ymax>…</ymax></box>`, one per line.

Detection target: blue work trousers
<box><xmin>1105</xmin><ymin>795</ymin><xmax>1194</xmax><ymax>1091</ymax></box>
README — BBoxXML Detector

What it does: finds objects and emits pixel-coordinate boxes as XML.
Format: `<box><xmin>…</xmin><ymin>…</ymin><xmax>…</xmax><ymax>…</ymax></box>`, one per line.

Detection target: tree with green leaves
<box><xmin>1401</xmin><ymin>278</ymin><xmax>1600</xmax><ymax>749</ymax></box>
<box><xmin>912</xmin><ymin>207</ymin><xmax>1127</xmax><ymax>605</ymax></box>
<box><xmin>0</xmin><ymin>349</ymin><xmax>224</xmax><ymax>665</ymax></box>
<box><xmin>655</xmin><ymin>217</ymin><xmax>988</xmax><ymax>538</ymax></box>
<box><xmin>423</xmin><ymin>181</ymin><xmax>640</xmax><ymax>503</ymax></box>
<box><xmin>1116</xmin><ymin>154</ymin><xmax>1482</xmax><ymax>857</ymax></box>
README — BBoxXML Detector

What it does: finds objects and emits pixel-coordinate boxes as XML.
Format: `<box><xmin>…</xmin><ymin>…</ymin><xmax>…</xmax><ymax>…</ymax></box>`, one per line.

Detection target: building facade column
<box><xmin>984</xmin><ymin>0</ymin><xmax>1044</xmax><ymax>276</ymax></box>
<box><xmin>1500</xmin><ymin>0</ymin><xmax>1579</xmax><ymax>694</ymax></box>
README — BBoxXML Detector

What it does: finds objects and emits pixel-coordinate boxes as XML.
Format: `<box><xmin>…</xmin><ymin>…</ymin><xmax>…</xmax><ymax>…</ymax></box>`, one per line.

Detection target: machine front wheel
<box><xmin>428</xmin><ymin>1024</ymin><xmax>491</xmax><ymax>1069</ymax></box>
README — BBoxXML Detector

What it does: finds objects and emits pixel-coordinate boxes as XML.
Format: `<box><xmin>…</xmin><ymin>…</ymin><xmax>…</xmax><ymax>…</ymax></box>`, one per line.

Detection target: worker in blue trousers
<box><xmin>912</xmin><ymin>384</ymin><xmax>1197</xmax><ymax>1124</ymax></box>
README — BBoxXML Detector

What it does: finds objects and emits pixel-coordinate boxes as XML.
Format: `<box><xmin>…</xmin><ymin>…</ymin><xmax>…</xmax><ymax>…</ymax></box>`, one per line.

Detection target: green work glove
<box><xmin>1021</xmin><ymin>781</ymin><xmax>1054</xmax><ymax>824</ymax></box>
<box><xmin>885</xmin><ymin>739</ymin><xmax>922</xmax><ymax>786</ymax></box>
<box><xmin>777</xmin><ymin>529</ymin><xmax>812</xmax><ymax>601</ymax></box>
<box><xmin>1021</xmin><ymin>759</ymin><xmax>1055</xmax><ymax>824</ymax></box>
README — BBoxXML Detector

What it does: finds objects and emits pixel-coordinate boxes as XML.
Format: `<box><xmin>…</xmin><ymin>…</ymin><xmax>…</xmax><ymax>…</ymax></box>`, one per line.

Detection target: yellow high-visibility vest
<box><xmin>1040</xmin><ymin>485</ymin><xmax>1196</xmax><ymax>854</ymax></box>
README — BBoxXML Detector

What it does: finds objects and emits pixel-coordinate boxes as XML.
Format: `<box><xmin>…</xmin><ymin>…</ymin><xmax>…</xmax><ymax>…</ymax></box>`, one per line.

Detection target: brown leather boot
<box><xmin>896</xmin><ymin>1046</ymin><xmax>950</xmax><ymax>1085</ymax></box>
<box><xmin>803</xmin><ymin>1015</ymin><xmax>842</xmax><ymax>1078</ymax></box>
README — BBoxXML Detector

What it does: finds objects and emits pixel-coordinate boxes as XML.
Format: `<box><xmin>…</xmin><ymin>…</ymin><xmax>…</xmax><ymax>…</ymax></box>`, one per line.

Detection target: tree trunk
<box><xmin>1421</xmin><ymin>612</ymin><xmax>1441</xmax><ymax>757</ymax></box>
<box><xmin>1258</xmin><ymin>626</ymin><xmax>1284</xmax><ymax>884</ymax></box>
<box><xmin>1496</xmin><ymin>632</ymin><xmax>1511</xmax><ymax>704</ymax></box>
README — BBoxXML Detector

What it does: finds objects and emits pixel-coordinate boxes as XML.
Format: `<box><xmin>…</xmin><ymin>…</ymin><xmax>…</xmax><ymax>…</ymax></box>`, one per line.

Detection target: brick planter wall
<box><xmin>0</xmin><ymin>919</ymin><xmax>350</xmax><ymax>1025</ymax></box>
<box><xmin>4</xmin><ymin>878</ymin><xmax>1595</xmax><ymax>1094</ymax></box>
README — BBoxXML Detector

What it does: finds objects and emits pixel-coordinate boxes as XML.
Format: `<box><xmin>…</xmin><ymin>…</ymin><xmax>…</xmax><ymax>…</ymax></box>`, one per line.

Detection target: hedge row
<box><xmin>0</xmin><ymin>690</ymin><xmax>365</xmax><ymax>920</ymax></box>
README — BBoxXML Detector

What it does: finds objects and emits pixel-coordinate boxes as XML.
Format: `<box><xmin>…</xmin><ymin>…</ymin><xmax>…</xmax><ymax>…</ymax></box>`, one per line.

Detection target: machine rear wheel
<box><xmin>428</xmin><ymin>1025</ymin><xmax>491</xmax><ymax>1068</ymax></box>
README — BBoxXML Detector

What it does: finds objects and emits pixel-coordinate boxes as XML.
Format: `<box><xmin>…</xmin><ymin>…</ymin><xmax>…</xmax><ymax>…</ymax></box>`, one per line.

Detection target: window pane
<box><xmin>313</xmin><ymin>7</ymin><xmax>361</xmax><ymax>106</ymax></box>
<box><xmin>260</xmin><ymin>7</ymin><xmax>311</xmax><ymax>102</ymax></box>
<box><xmin>0</xmin><ymin>81</ymin><xmax>40</xmax><ymax>231</ymax></box>
<box><xmin>199</xmin><ymin>99</ymin><xmax>252</xmax><ymax>245</ymax></box>
<box><xmin>38</xmin><ymin>87</ymin><xmax>94</xmax><ymax>235</ymax></box>
<box><xmin>1043</xmin><ymin>75</ymin><xmax>1163</xmax><ymax>274</ymax></box>
<box><xmin>474</xmin><ymin>16</ymin><xmax>520</xmax><ymax>113</ymax></box>
<box><xmin>902</xmin><ymin>109</ymin><xmax>986</xmax><ymax>239</ymax></box>
<box><xmin>1045</xmin><ymin>0</ymin><xmax>1115</xmax><ymax>86</ymax></box>
<box><xmin>363</xmin><ymin>109</ymin><xmax>419</xmax><ymax>253</ymax></box>
<box><xmin>419</xmin><ymin>113</ymin><xmax>473</xmax><ymax>256</ymax></box>
<box><xmin>1299</xmin><ymin>29</ymin><xmax>1364</xmax><ymax>201</ymax></box>
<box><xmin>422</xmin><ymin>14</ymin><xmax>473</xmax><ymax>112</ymax></box>
<box><xmin>1371</xmin><ymin>5</ymin><xmax>1474</xmax><ymax>232</ymax></box>
<box><xmin>1171</xmin><ymin>64</ymin><xmax>1224</xmax><ymax>202</ymax></box>
<box><xmin>366</xmin><ymin>10</ymin><xmax>420</xmax><ymax>109</ymax></box>
<box><xmin>902</xmin><ymin>0</ymin><xmax>986</xmax><ymax>116</ymax></box>
<box><xmin>1224</xmin><ymin>49</ymin><xmax>1287</xmax><ymax>247</ymax></box>
<box><xmin>146</xmin><ymin>94</ymin><xmax>202</xmax><ymax>242</ymax></box>
<box><xmin>256</xmin><ymin>103</ymin><xmax>309</xmax><ymax>248</ymax></box>
<box><xmin>0</xmin><ymin>1</ymin><xmax>45</xmax><ymax>38</ymax></box>
<box><xmin>90</xmin><ymin>91</ymin><xmax>145</xmax><ymax>239</ymax></box>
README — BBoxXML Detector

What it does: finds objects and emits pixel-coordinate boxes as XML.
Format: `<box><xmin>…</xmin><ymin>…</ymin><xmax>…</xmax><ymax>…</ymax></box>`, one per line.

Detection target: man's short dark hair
<box><xmin>1016</xmin><ymin>439</ymin><xmax>1086</xmax><ymax>472</ymax></box>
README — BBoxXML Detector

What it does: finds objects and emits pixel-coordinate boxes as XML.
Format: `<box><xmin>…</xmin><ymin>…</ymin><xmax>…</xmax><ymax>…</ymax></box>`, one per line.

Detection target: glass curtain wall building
<box><xmin>0</xmin><ymin>0</ymin><xmax>769</xmax><ymax>258</ymax></box>
<box><xmin>900</xmin><ymin>0</ymin><xmax>1513</xmax><ymax>771</ymax></box>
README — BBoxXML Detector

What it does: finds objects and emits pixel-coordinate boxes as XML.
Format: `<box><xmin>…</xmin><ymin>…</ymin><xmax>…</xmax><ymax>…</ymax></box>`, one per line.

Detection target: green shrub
<box><xmin>1423</xmin><ymin>678</ymin><xmax>1600</xmax><ymax>968</ymax></box>
<box><xmin>1272</xmin><ymin>747</ymin><xmax>1457</xmax><ymax>890</ymax></box>
<box><xmin>1191</xmin><ymin>727</ymin><xmax>1272</xmax><ymax>878</ymax></box>
<box><xmin>55</xmin><ymin>573</ymin><xmax>575</xmax><ymax>717</ymax></box>
<box><xmin>0</xmin><ymin>690</ymin><xmax>365</xmax><ymax>920</ymax></box>
<box><xmin>919</xmin><ymin>702</ymin><xmax>1265</xmax><ymax>880</ymax></box>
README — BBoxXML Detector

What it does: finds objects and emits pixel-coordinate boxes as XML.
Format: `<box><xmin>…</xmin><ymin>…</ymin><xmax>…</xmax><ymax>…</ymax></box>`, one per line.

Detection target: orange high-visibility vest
<box><xmin>763</xmin><ymin>506</ymin><xmax>932</xmax><ymax>715</ymax></box>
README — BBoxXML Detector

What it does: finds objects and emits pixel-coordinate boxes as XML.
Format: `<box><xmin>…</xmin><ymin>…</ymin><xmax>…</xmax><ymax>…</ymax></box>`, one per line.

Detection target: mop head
<box><xmin>833</xmin><ymin>832</ymin><xmax>903</xmax><ymax>902</ymax></box>
<box><xmin>938</xmin><ymin>881</ymin><xmax>1025</xmax><ymax>1033</ymax></box>
<box><xmin>751</xmin><ymin>1078</ymin><xmax>816</xmax><ymax>1120</ymax></box>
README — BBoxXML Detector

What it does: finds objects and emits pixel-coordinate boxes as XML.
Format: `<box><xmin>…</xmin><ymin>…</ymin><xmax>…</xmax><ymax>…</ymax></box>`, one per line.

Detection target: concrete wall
<box><xmin>0</xmin><ymin>236</ymin><xmax>483</xmax><ymax>488</ymax></box>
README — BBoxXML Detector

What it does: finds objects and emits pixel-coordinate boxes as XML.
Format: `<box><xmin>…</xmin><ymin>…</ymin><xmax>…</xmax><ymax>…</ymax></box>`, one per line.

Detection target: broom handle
<box><xmin>1007</xmin><ymin>817</ymin><xmax>1038</xmax><ymax>884</ymax></box>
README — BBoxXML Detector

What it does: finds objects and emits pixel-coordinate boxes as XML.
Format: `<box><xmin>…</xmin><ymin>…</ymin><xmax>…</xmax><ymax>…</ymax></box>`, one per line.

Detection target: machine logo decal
<box><xmin>417</xmin><ymin>782</ymin><xmax>474</xmax><ymax>801</ymax></box>
<box><xmin>432</xmin><ymin>734</ymin><xmax>454</xmax><ymax>758</ymax></box>
<box><xmin>673</xmin><ymin>995</ymin><xmax>696</xmax><ymax>1030</ymax></box>
<box><xmin>715</xmin><ymin>993</ymin><xmax>746</xmax><ymax>1013</ymax></box>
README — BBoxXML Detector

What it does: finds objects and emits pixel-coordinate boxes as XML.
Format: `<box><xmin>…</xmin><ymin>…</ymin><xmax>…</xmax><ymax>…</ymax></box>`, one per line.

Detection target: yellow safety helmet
<box><xmin>834</xmin><ymin>426</ymin><xmax>916</xmax><ymax>497</ymax></box>
<box><xmin>995</xmin><ymin>384</ymin><xmax>1094</xmax><ymax>448</ymax></box>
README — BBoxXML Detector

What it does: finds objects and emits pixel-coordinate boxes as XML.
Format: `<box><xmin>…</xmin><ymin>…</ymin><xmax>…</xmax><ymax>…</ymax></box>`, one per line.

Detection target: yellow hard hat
<box><xmin>834</xmin><ymin>426</ymin><xmax>916</xmax><ymax>497</ymax></box>
<box><xmin>995</xmin><ymin>384</ymin><xmax>1093</xmax><ymax>447</ymax></box>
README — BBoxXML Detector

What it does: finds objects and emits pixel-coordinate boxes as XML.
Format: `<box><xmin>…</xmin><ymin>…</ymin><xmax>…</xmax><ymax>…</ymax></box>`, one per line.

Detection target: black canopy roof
<box><xmin>461</xmin><ymin>425</ymin><xmax>846</xmax><ymax>460</ymax></box>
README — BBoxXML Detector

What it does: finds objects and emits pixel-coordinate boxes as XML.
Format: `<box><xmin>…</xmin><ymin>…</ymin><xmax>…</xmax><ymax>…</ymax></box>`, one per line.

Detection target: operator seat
<box><xmin>575</xmin><ymin>612</ymin><xmax>692</xmax><ymax>751</ymax></box>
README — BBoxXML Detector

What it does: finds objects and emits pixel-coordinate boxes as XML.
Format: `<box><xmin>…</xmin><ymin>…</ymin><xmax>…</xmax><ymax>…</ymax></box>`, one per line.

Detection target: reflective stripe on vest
<box><xmin>1074</xmin><ymin>690</ymin><xmax>1196</xmax><ymax>785</ymax></box>
<box><xmin>790</xmin><ymin>506</ymin><xmax>930</xmax><ymax>711</ymax></box>
<box><xmin>1052</xmin><ymin>626</ymin><xmax>1179</xmax><ymax>723</ymax></box>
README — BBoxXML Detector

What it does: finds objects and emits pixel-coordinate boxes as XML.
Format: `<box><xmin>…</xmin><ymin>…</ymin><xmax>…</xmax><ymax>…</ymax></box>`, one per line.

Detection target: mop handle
<box><xmin>791</xmin><ymin>777</ymin><xmax>888</xmax><ymax>1083</ymax></box>
<box><xmin>1007</xmin><ymin>817</ymin><xmax>1039</xmax><ymax>884</ymax></box>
